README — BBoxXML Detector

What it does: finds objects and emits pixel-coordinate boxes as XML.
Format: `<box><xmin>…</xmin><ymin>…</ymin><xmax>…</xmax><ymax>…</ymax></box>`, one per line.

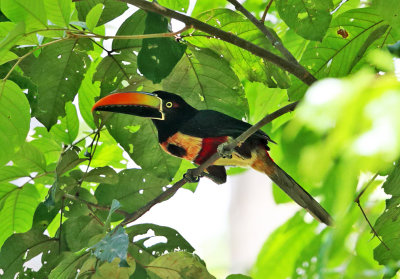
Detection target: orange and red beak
<box><xmin>92</xmin><ymin>92</ymin><xmax>164</xmax><ymax>120</ymax></box>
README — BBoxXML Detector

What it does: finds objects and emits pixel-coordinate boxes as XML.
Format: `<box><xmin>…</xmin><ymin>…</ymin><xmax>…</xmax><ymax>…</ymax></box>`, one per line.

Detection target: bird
<box><xmin>92</xmin><ymin>90</ymin><xmax>333</xmax><ymax>226</ymax></box>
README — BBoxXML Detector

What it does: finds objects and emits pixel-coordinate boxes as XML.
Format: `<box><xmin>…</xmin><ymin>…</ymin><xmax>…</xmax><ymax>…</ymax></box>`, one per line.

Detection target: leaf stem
<box><xmin>354</xmin><ymin>173</ymin><xmax>390</xmax><ymax>250</ymax></box>
<box><xmin>260</xmin><ymin>0</ymin><xmax>274</xmax><ymax>23</ymax></box>
<box><xmin>121</xmin><ymin>101</ymin><xmax>298</xmax><ymax>226</ymax></box>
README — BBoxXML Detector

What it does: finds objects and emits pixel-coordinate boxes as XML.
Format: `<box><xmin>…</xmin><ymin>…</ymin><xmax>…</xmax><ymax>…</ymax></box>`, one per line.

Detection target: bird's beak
<box><xmin>92</xmin><ymin>92</ymin><xmax>164</xmax><ymax>120</ymax></box>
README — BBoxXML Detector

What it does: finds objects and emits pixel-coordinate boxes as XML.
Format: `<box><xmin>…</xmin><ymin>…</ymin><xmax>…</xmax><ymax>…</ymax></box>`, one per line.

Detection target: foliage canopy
<box><xmin>0</xmin><ymin>0</ymin><xmax>399</xmax><ymax>278</ymax></box>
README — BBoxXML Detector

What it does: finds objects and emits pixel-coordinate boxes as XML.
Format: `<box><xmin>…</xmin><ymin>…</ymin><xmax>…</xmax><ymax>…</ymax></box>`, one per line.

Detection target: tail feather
<box><xmin>252</xmin><ymin>149</ymin><xmax>333</xmax><ymax>226</ymax></box>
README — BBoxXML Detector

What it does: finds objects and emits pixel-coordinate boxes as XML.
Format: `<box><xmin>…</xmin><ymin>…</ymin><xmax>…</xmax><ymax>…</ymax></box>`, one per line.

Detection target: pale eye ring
<box><xmin>165</xmin><ymin>101</ymin><xmax>173</xmax><ymax>108</ymax></box>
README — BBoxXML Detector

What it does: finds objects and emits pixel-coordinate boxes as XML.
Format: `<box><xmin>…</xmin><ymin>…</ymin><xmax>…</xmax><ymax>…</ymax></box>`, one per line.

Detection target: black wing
<box><xmin>179</xmin><ymin>110</ymin><xmax>274</xmax><ymax>144</ymax></box>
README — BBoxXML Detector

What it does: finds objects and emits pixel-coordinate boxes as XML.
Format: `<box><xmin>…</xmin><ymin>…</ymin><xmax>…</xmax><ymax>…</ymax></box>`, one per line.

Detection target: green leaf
<box><xmin>51</xmin><ymin>102</ymin><xmax>80</xmax><ymax>144</ymax></box>
<box><xmin>56</xmin><ymin>149</ymin><xmax>86</xmax><ymax>176</ymax></box>
<box><xmin>0</xmin><ymin>22</ymin><xmax>25</xmax><ymax>59</ymax></box>
<box><xmin>111</xmin><ymin>9</ymin><xmax>147</xmax><ymax>50</ymax></box>
<box><xmin>93</xmin><ymin>50</ymin><xmax>138</xmax><ymax>95</ymax></box>
<box><xmin>161</xmin><ymin>46</ymin><xmax>248</xmax><ymax>119</ymax></box>
<box><xmin>80</xmin><ymin>257</ymin><xmax>136</xmax><ymax>278</ymax></box>
<box><xmin>226</xmin><ymin>275</ymin><xmax>252</xmax><ymax>279</ymax></box>
<box><xmin>137</xmin><ymin>12</ymin><xmax>187</xmax><ymax>83</ymax></box>
<box><xmin>0</xmin><ymin>166</ymin><xmax>29</xmax><ymax>183</ymax></box>
<box><xmin>157</xmin><ymin>0</ymin><xmax>189</xmax><ymax>12</ymax></box>
<box><xmin>48</xmin><ymin>251</ymin><xmax>91</xmax><ymax>279</ymax></box>
<box><xmin>75</xmin><ymin>0</ymin><xmax>128</xmax><ymax>26</ymax></box>
<box><xmin>92</xmin><ymin>226</ymin><xmax>129</xmax><ymax>264</ymax></box>
<box><xmin>188</xmin><ymin>9</ymin><xmax>290</xmax><ymax>88</ymax></box>
<box><xmin>1</xmin><ymin>0</ymin><xmax>47</xmax><ymax>30</ymax></box>
<box><xmin>388</xmin><ymin>41</ymin><xmax>400</xmax><ymax>57</ymax></box>
<box><xmin>252</xmin><ymin>213</ymin><xmax>318</xmax><ymax>279</ymax></box>
<box><xmin>105</xmin><ymin>114</ymin><xmax>181</xmax><ymax>180</ymax></box>
<box><xmin>0</xmin><ymin>51</ymin><xmax>17</xmax><ymax>65</ymax></box>
<box><xmin>373</xmin><ymin>0</ymin><xmax>400</xmax><ymax>34</ymax></box>
<box><xmin>276</xmin><ymin>0</ymin><xmax>333</xmax><ymax>41</ymax></box>
<box><xmin>147</xmin><ymin>251</ymin><xmax>215</xmax><ymax>279</ymax></box>
<box><xmin>192</xmin><ymin>0</ymin><xmax>226</xmax><ymax>16</ymax></box>
<box><xmin>288</xmin><ymin>8</ymin><xmax>392</xmax><ymax>100</ymax></box>
<box><xmin>64</xmin><ymin>215</ymin><xmax>105</xmax><ymax>252</ymax></box>
<box><xmin>86</xmin><ymin>3</ymin><xmax>104</xmax><ymax>31</ymax></box>
<box><xmin>374</xmin><ymin>163</ymin><xmax>400</xmax><ymax>267</ymax></box>
<box><xmin>105</xmin><ymin>199</ymin><xmax>121</xmax><ymax>228</ymax></box>
<box><xmin>27</xmin><ymin>39</ymin><xmax>90</xmax><ymax>129</ymax></box>
<box><xmin>95</xmin><ymin>169</ymin><xmax>169</xmax><ymax>213</ymax></box>
<box><xmin>13</xmin><ymin>142</ymin><xmax>47</xmax><ymax>172</ymax></box>
<box><xmin>84</xmin><ymin>166</ymin><xmax>119</xmax><ymax>184</ymax></box>
<box><xmin>127</xmin><ymin>223</ymin><xmax>194</xmax><ymax>259</ymax></box>
<box><xmin>0</xmin><ymin>184</ymin><xmax>42</xmax><ymax>247</ymax></box>
<box><xmin>78</xmin><ymin>58</ymin><xmax>101</xmax><ymax>130</ymax></box>
<box><xmin>0</xmin><ymin>229</ymin><xmax>58</xmax><ymax>279</ymax></box>
<box><xmin>43</xmin><ymin>0</ymin><xmax>71</xmax><ymax>27</ymax></box>
<box><xmin>0</xmin><ymin>80</ymin><xmax>30</xmax><ymax>166</ymax></box>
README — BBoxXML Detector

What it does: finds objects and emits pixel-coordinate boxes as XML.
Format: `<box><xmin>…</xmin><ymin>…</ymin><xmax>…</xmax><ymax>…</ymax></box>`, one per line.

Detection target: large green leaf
<box><xmin>0</xmin><ymin>166</ymin><xmax>29</xmax><ymax>183</ymax></box>
<box><xmin>157</xmin><ymin>0</ymin><xmax>189</xmax><ymax>13</ymax></box>
<box><xmin>137</xmin><ymin>12</ymin><xmax>187</xmax><ymax>83</ymax></box>
<box><xmin>161</xmin><ymin>46</ymin><xmax>248</xmax><ymax>119</ymax></box>
<box><xmin>43</xmin><ymin>0</ymin><xmax>71</xmax><ymax>27</ymax></box>
<box><xmin>188</xmin><ymin>9</ymin><xmax>290</xmax><ymax>88</ymax></box>
<box><xmin>0</xmin><ymin>229</ymin><xmax>59</xmax><ymax>279</ymax></box>
<box><xmin>147</xmin><ymin>252</ymin><xmax>215</xmax><ymax>279</ymax></box>
<box><xmin>27</xmin><ymin>39</ymin><xmax>91</xmax><ymax>129</ymax></box>
<box><xmin>75</xmin><ymin>0</ymin><xmax>128</xmax><ymax>26</ymax></box>
<box><xmin>111</xmin><ymin>9</ymin><xmax>147</xmax><ymax>50</ymax></box>
<box><xmin>86</xmin><ymin>3</ymin><xmax>104</xmax><ymax>31</ymax></box>
<box><xmin>252</xmin><ymin>213</ymin><xmax>318</xmax><ymax>279</ymax></box>
<box><xmin>1</xmin><ymin>0</ymin><xmax>47</xmax><ymax>30</ymax></box>
<box><xmin>50</xmin><ymin>102</ymin><xmax>80</xmax><ymax>144</ymax></box>
<box><xmin>0</xmin><ymin>184</ymin><xmax>42</xmax><ymax>247</ymax></box>
<box><xmin>13</xmin><ymin>142</ymin><xmax>47</xmax><ymax>172</ymax></box>
<box><xmin>95</xmin><ymin>169</ymin><xmax>170</xmax><ymax>213</ymax></box>
<box><xmin>0</xmin><ymin>80</ymin><xmax>30</xmax><ymax>166</ymax></box>
<box><xmin>93</xmin><ymin>49</ymin><xmax>138</xmax><ymax>95</ymax></box>
<box><xmin>63</xmin><ymin>215</ymin><xmax>105</xmax><ymax>252</ymax></box>
<box><xmin>276</xmin><ymin>0</ymin><xmax>333</xmax><ymax>41</ymax></box>
<box><xmin>373</xmin><ymin>0</ymin><xmax>400</xmax><ymax>35</ymax></box>
<box><xmin>288</xmin><ymin>8</ymin><xmax>394</xmax><ymax>100</ymax></box>
<box><xmin>48</xmin><ymin>251</ymin><xmax>91</xmax><ymax>279</ymax></box>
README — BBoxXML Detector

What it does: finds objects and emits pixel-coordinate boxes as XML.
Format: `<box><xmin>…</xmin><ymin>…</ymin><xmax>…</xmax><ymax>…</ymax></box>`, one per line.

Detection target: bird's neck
<box><xmin>153</xmin><ymin>108</ymin><xmax>198</xmax><ymax>142</ymax></box>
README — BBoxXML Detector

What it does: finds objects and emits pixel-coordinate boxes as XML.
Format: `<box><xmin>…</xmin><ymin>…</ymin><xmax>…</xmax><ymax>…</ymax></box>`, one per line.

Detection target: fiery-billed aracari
<box><xmin>92</xmin><ymin>91</ymin><xmax>333</xmax><ymax>226</ymax></box>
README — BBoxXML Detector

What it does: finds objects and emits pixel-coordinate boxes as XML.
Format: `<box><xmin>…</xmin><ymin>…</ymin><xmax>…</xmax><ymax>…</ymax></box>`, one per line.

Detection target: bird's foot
<box><xmin>217</xmin><ymin>142</ymin><xmax>233</xmax><ymax>159</ymax></box>
<box><xmin>183</xmin><ymin>168</ymin><xmax>202</xmax><ymax>183</ymax></box>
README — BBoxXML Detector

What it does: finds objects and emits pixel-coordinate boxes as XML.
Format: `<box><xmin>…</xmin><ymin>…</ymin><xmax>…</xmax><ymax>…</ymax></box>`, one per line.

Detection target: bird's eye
<box><xmin>165</xmin><ymin>101</ymin><xmax>173</xmax><ymax>108</ymax></box>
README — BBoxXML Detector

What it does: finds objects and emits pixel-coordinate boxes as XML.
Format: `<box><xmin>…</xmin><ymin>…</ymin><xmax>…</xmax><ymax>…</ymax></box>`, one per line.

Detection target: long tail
<box><xmin>252</xmin><ymin>148</ymin><xmax>333</xmax><ymax>226</ymax></box>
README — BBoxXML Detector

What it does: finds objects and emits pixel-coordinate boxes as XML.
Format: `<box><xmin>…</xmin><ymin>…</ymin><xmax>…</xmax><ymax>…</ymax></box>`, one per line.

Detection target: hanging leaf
<box><xmin>275</xmin><ymin>0</ymin><xmax>333</xmax><ymax>41</ymax></box>
<box><xmin>26</xmin><ymin>39</ymin><xmax>91</xmax><ymax>129</ymax></box>
<box><xmin>137</xmin><ymin>12</ymin><xmax>187</xmax><ymax>83</ymax></box>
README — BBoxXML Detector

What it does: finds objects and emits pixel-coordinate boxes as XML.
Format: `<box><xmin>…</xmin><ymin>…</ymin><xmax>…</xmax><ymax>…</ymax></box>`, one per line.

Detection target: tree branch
<box><xmin>260</xmin><ymin>0</ymin><xmax>274</xmax><ymax>23</ymax></box>
<box><xmin>121</xmin><ymin>101</ymin><xmax>298</xmax><ymax>226</ymax></box>
<box><xmin>114</xmin><ymin>0</ymin><xmax>316</xmax><ymax>86</ymax></box>
<box><xmin>227</xmin><ymin>0</ymin><xmax>298</xmax><ymax>64</ymax></box>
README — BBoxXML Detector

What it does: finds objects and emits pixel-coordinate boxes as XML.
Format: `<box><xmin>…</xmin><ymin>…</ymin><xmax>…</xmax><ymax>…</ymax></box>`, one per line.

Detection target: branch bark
<box><xmin>121</xmin><ymin>100</ymin><xmax>298</xmax><ymax>226</ymax></box>
<box><xmin>115</xmin><ymin>0</ymin><xmax>316</xmax><ymax>86</ymax></box>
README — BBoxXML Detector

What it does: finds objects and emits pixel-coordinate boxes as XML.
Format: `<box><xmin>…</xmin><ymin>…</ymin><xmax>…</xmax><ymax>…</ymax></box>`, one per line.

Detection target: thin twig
<box><xmin>260</xmin><ymin>0</ymin><xmax>274</xmax><ymax>23</ymax></box>
<box><xmin>227</xmin><ymin>0</ymin><xmax>298</xmax><ymax>65</ymax></box>
<box><xmin>121</xmin><ymin>101</ymin><xmax>298</xmax><ymax>226</ymax></box>
<box><xmin>69</xmin><ymin>25</ymin><xmax>192</xmax><ymax>40</ymax></box>
<box><xmin>354</xmin><ymin>173</ymin><xmax>390</xmax><ymax>250</ymax></box>
<box><xmin>59</xmin><ymin>196</ymin><xmax>65</xmax><ymax>254</ymax></box>
<box><xmin>64</xmin><ymin>193</ymin><xmax>130</xmax><ymax>217</ymax></box>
